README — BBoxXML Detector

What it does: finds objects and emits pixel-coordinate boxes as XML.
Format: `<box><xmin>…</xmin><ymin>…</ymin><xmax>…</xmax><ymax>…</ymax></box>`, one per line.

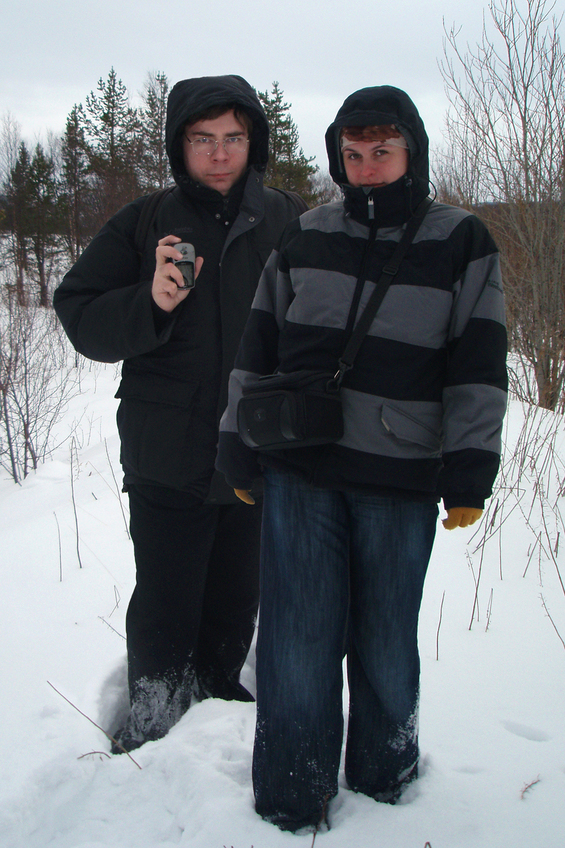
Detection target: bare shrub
<box><xmin>439</xmin><ymin>0</ymin><xmax>565</xmax><ymax>410</ymax></box>
<box><xmin>467</xmin><ymin>400</ymin><xmax>565</xmax><ymax>647</ymax></box>
<box><xmin>0</xmin><ymin>277</ymin><xmax>81</xmax><ymax>482</ymax></box>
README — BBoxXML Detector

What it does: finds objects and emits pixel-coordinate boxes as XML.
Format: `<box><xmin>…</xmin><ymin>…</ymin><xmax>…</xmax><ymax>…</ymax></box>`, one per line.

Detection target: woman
<box><xmin>216</xmin><ymin>85</ymin><xmax>507</xmax><ymax>832</ymax></box>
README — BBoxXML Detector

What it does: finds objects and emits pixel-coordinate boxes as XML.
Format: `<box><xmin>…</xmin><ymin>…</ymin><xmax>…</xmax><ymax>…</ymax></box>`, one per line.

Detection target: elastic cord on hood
<box><xmin>165</xmin><ymin>75</ymin><xmax>270</xmax><ymax>188</ymax></box>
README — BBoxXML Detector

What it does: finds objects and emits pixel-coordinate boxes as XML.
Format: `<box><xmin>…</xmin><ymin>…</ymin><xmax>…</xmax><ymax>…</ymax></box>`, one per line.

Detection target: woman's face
<box><xmin>341</xmin><ymin>140</ymin><xmax>409</xmax><ymax>188</ymax></box>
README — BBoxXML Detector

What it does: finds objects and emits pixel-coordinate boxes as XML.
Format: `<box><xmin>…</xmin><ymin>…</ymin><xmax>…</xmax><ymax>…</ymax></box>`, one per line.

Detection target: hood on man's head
<box><xmin>166</xmin><ymin>75</ymin><xmax>269</xmax><ymax>180</ymax></box>
<box><xmin>325</xmin><ymin>85</ymin><xmax>429</xmax><ymax>192</ymax></box>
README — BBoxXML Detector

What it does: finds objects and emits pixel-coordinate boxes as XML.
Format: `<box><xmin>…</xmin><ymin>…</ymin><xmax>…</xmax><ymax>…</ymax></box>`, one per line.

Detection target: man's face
<box><xmin>341</xmin><ymin>140</ymin><xmax>409</xmax><ymax>188</ymax></box>
<box><xmin>182</xmin><ymin>110</ymin><xmax>250</xmax><ymax>196</ymax></box>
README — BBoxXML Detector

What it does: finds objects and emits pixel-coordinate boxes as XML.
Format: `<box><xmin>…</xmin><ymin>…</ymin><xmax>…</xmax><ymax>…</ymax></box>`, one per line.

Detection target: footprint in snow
<box><xmin>502</xmin><ymin>720</ymin><xmax>551</xmax><ymax>742</ymax></box>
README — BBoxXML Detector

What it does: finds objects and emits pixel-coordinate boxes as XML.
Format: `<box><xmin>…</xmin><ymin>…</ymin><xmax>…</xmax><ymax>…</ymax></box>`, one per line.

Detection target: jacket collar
<box><xmin>176</xmin><ymin>167</ymin><xmax>250</xmax><ymax>221</ymax></box>
<box><xmin>343</xmin><ymin>174</ymin><xmax>428</xmax><ymax>227</ymax></box>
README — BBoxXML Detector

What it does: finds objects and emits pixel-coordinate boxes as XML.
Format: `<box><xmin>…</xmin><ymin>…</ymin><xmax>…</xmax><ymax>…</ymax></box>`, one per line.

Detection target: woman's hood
<box><xmin>325</xmin><ymin>85</ymin><xmax>429</xmax><ymax>194</ymax></box>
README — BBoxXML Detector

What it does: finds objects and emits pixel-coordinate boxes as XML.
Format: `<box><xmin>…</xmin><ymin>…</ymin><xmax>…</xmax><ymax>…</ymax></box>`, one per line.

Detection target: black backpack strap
<box><xmin>266</xmin><ymin>185</ymin><xmax>309</xmax><ymax>215</ymax></box>
<box><xmin>134</xmin><ymin>185</ymin><xmax>176</xmax><ymax>256</ymax></box>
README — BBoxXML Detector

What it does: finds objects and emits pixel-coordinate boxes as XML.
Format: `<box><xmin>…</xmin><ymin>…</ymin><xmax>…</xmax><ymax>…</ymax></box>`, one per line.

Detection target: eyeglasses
<box><xmin>184</xmin><ymin>133</ymin><xmax>250</xmax><ymax>156</ymax></box>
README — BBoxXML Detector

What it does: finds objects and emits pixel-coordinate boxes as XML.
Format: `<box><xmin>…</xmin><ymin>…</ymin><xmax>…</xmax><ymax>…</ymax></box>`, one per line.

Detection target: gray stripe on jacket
<box><xmin>285</xmin><ymin>270</ymin><xmax>454</xmax><ymax>350</ymax></box>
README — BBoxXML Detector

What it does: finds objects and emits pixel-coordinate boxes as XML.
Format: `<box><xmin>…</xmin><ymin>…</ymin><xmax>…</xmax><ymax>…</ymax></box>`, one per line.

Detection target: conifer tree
<box><xmin>60</xmin><ymin>105</ymin><xmax>91</xmax><ymax>260</ymax></box>
<box><xmin>83</xmin><ymin>68</ymin><xmax>141</xmax><ymax>225</ymax></box>
<box><xmin>27</xmin><ymin>144</ymin><xmax>59</xmax><ymax>306</ymax></box>
<box><xmin>6</xmin><ymin>142</ymin><xmax>32</xmax><ymax>304</ymax></box>
<box><xmin>258</xmin><ymin>82</ymin><xmax>318</xmax><ymax>203</ymax></box>
<box><xmin>139</xmin><ymin>71</ymin><xmax>170</xmax><ymax>191</ymax></box>
<box><xmin>5</xmin><ymin>142</ymin><xmax>60</xmax><ymax>306</ymax></box>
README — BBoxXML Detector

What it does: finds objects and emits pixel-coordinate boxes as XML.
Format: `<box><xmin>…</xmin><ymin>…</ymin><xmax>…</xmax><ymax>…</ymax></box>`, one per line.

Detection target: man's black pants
<box><xmin>126</xmin><ymin>484</ymin><xmax>261</xmax><ymax>722</ymax></box>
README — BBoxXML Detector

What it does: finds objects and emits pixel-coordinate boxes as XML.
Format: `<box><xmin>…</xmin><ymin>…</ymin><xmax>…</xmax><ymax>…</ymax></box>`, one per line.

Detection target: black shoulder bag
<box><xmin>237</xmin><ymin>199</ymin><xmax>433</xmax><ymax>451</ymax></box>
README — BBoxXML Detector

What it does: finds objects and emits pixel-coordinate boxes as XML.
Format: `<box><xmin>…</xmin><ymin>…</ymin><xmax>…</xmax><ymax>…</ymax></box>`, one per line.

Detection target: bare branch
<box><xmin>438</xmin><ymin>0</ymin><xmax>565</xmax><ymax>409</ymax></box>
<box><xmin>47</xmin><ymin>680</ymin><xmax>142</xmax><ymax>768</ymax></box>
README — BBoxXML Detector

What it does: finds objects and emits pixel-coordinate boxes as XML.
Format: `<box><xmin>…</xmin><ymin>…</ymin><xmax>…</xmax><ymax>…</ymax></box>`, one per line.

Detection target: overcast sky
<box><xmin>2</xmin><ymin>0</ymin><xmax>562</xmax><ymax>172</ymax></box>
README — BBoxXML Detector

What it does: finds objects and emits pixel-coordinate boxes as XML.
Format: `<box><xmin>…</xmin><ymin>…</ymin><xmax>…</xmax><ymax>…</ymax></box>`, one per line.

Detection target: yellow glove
<box><xmin>234</xmin><ymin>489</ymin><xmax>255</xmax><ymax>505</ymax></box>
<box><xmin>442</xmin><ymin>506</ymin><xmax>483</xmax><ymax>530</ymax></box>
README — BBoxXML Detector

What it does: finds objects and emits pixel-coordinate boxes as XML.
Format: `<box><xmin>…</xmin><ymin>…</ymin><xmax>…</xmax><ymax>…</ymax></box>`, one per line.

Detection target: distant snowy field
<box><xmin>0</xmin><ymin>360</ymin><xmax>564</xmax><ymax>848</ymax></box>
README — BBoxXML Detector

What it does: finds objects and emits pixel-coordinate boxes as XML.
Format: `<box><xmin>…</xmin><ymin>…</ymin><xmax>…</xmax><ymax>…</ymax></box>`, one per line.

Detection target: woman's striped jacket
<box><xmin>216</xmin><ymin>198</ymin><xmax>507</xmax><ymax>510</ymax></box>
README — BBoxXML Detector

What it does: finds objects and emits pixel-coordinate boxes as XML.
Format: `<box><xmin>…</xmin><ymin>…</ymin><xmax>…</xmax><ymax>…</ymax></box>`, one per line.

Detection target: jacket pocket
<box><xmin>115</xmin><ymin>370</ymin><xmax>200</xmax><ymax>408</ymax></box>
<box><xmin>381</xmin><ymin>402</ymin><xmax>443</xmax><ymax>455</ymax></box>
<box><xmin>115</xmin><ymin>371</ymin><xmax>206</xmax><ymax>489</ymax></box>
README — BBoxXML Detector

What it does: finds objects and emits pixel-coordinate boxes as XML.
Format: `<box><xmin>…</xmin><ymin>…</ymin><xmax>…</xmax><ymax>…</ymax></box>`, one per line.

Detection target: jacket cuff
<box><xmin>442</xmin><ymin>495</ymin><xmax>485</xmax><ymax>512</ymax></box>
<box><xmin>150</xmin><ymin>291</ymin><xmax>177</xmax><ymax>334</ymax></box>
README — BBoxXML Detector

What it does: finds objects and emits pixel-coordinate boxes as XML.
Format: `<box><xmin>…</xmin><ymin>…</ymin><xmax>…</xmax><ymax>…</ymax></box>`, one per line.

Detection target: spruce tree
<box><xmin>6</xmin><ymin>142</ymin><xmax>32</xmax><ymax>304</ymax></box>
<box><xmin>258</xmin><ymin>82</ymin><xmax>318</xmax><ymax>203</ymax></box>
<box><xmin>27</xmin><ymin>144</ymin><xmax>59</xmax><ymax>306</ymax></box>
<box><xmin>60</xmin><ymin>105</ymin><xmax>91</xmax><ymax>260</ymax></box>
<box><xmin>83</xmin><ymin>68</ymin><xmax>141</xmax><ymax>225</ymax></box>
<box><xmin>139</xmin><ymin>71</ymin><xmax>170</xmax><ymax>191</ymax></box>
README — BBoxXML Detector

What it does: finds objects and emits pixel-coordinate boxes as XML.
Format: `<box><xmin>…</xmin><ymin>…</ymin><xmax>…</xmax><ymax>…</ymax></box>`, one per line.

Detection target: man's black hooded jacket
<box><xmin>53</xmin><ymin>75</ymin><xmax>305</xmax><ymax>501</ymax></box>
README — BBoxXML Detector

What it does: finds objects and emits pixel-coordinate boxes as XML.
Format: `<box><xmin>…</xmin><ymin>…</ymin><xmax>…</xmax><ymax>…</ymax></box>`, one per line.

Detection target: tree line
<box><xmin>0</xmin><ymin>71</ymin><xmax>331</xmax><ymax>309</ymax></box>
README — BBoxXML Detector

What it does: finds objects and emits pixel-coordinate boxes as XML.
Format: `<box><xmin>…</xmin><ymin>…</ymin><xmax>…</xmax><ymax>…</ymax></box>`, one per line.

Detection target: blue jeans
<box><xmin>253</xmin><ymin>468</ymin><xmax>438</xmax><ymax>829</ymax></box>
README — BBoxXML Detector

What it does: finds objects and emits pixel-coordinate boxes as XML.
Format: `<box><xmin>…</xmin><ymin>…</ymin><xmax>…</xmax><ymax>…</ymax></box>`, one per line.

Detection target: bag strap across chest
<box><xmin>337</xmin><ymin>197</ymin><xmax>433</xmax><ymax>383</ymax></box>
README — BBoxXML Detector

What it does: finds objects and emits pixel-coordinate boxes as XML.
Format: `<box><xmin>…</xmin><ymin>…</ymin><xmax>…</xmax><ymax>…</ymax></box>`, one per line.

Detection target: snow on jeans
<box><xmin>253</xmin><ymin>467</ymin><xmax>438</xmax><ymax>827</ymax></box>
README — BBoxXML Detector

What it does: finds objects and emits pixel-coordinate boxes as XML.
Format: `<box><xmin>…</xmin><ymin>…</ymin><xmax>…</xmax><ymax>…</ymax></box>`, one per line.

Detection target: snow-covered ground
<box><xmin>0</xmin><ymin>361</ymin><xmax>564</xmax><ymax>847</ymax></box>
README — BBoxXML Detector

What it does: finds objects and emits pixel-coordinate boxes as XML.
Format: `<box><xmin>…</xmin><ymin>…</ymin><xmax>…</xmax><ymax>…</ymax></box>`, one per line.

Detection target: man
<box><xmin>53</xmin><ymin>75</ymin><xmax>306</xmax><ymax>753</ymax></box>
<box><xmin>216</xmin><ymin>85</ymin><xmax>507</xmax><ymax>831</ymax></box>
